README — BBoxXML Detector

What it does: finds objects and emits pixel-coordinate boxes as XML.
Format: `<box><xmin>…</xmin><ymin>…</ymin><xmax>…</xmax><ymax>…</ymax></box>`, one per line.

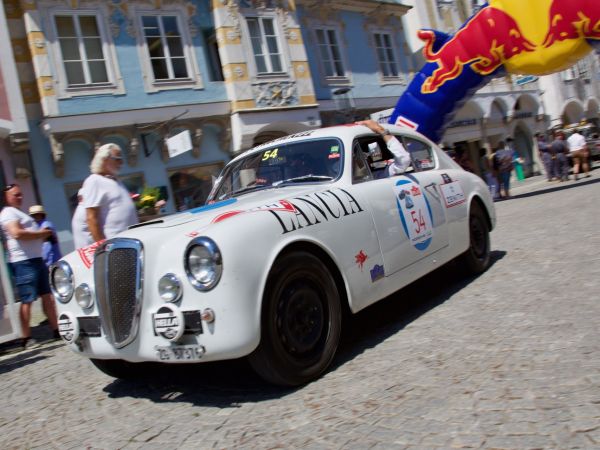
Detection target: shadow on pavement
<box><xmin>103</xmin><ymin>250</ymin><xmax>507</xmax><ymax>406</ymax></box>
<box><xmin>0</xmin><ymin>343</ymin><xmax>64</xmax><ymax>375</ymax></box>
<box><xmin>509</xmin><ymin>176</ymin><xmax>599</xmax><ymax>200</ymax></box>
<box><xmin>333</xmin><ymin>249</ymin><xmax>506</xmax><ymax>369</ymax></box>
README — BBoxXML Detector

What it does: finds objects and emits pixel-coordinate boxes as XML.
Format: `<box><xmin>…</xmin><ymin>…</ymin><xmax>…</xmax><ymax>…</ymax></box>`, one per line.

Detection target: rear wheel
<box><xmin>249</xmin><ymin>251</ymin><xmax>342</xmax><ymax>386</ymax></box>
<box><xmin>459</xmin><ymin>201</ymin><xmax>491</xmax><ymax>274</ymax></box>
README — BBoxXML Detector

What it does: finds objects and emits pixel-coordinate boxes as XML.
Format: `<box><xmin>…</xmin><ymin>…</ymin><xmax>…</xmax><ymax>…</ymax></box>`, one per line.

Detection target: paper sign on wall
<box><xmin>166</xmin><ymin>130</ymin><xmax>193</xmax><ymax>158</ymax></box>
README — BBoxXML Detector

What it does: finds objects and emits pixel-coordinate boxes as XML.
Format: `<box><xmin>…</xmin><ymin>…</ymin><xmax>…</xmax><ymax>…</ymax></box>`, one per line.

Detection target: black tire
<box><xmin>459</xmin><ymin>201</ymin><xmax>491</xmax><ymax>275</ymax></box>
<box><xmin>90</xmin><ymin>358</ymin><xmax>146</xmax><ymax>380</ymax></box>
<box><xmin>249</xmin><ymin>251</ymin><xmax>342</xmax><ymax>386</ymax></box>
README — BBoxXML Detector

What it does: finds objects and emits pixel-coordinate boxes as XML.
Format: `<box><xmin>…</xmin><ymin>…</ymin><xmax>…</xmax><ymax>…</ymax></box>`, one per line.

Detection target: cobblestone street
<box><xmin>0</xmin><ymin>173</ymin><xmax>599</xmax><ymax>450</ymax></box>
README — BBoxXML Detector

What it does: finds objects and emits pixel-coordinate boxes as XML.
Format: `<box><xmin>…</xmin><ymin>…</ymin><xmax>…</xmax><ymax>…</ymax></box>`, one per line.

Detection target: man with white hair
<box><xmin>77</xmin><ymin>143</ymin><xmax>138</xmax><ymax>246</ymax></box>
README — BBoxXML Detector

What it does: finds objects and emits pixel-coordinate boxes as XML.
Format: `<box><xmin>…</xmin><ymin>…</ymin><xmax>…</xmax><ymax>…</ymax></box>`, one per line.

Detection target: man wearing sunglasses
<box><xmin>0</xmin><ymin>184</ymin><xmax>59</xmax><ymax>347</ymax></box>
<box><xmin>75</xmin><ymin>143</ymin><xmax>138</xmax><ymax>247</ymax></box>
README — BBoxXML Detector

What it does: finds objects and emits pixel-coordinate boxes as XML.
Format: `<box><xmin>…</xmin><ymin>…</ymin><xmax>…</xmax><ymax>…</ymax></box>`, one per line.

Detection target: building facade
<box><xmin>3</xmin><ymin>0</ymin><xmax>329</xmax><ymax>252</ymax></box>
<box><xmin>295</xmin><ymin>0</ymin><xmax>413</xmax><ymax>126</ymax></box>
<box><xmin>0</xmin><ymin>1</ymin><xmax>35</xmax><ymax>205</ymax></box>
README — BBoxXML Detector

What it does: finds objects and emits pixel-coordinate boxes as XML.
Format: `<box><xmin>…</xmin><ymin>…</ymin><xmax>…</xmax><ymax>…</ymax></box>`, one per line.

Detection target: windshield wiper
<box><xmin>273</xmin><ymin>175</ymin><xmax>334</xmax><ymax>186</ymax></box>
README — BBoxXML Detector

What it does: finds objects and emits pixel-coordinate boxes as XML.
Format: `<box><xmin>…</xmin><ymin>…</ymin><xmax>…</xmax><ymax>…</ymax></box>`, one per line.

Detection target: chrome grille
<box><xmin>94</xmin><ymin>239</ymin><xmax>143</xmax><ymax>348</ymax></box>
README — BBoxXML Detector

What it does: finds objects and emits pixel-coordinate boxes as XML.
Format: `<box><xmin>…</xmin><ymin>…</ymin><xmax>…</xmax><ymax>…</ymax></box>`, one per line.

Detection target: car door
<box><xmin>353</xmin><ymin>135</ymin><xmax>449</xmax><ymax>276</ymax></box>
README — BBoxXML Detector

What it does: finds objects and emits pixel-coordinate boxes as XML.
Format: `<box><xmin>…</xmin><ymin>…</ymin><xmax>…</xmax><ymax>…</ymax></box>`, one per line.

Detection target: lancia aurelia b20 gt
<box><xmin>51</xmin><ymin>123</ymin><xmax>495</xmax><ymax>386</ymax></box>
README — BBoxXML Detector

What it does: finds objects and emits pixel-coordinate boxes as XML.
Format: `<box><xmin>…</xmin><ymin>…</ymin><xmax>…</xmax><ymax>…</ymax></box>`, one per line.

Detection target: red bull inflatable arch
<box><xmin>390</xmin><ymin>0</ymin><xmax>600</xmax><ymax>143</ymax></box>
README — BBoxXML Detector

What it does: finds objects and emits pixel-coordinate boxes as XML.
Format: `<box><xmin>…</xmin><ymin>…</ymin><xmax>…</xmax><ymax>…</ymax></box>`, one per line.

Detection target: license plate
<box><xmin>155</xmin><ymin>345</ymin><xmax>205</xmax><ymax>361</ymax></box>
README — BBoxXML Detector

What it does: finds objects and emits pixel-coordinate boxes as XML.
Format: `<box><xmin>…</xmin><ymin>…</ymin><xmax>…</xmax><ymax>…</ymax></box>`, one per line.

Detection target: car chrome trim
<box><xmin>50</xmin><ymin>260</ymin><xmax>74</xmax><ymax>303</ymax></box>
<box><xmin>184</xmin><ymin>236</ymin><xmax>222</xmax><ymax>292</ymax></box>
<box><xmin>94</xmin><ymin>238</ymin><xmax>144</xmax><ymax>349</ymax></box>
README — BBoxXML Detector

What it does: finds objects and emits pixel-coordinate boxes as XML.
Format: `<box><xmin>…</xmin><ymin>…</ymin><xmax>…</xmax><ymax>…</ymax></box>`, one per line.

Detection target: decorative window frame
<box><xmin>42</xmin><ymin>4</ymin><xmax>125</xmax><ymax>98</ymax></box>
<box><xmin>239</xmin><ymin>9</ymin><xmax>291</xmax><ymax>80</ymax></box>
<box><xmin>367</xmin><ymin>27</ymin><xmax>406</xmax><ymax>86</ymax></box>
<box><xmin>130</xmin><ymin>5</ymin><xmax>204</xmax><ymax>92</ymax></box>
<box><xmin>310</xmin><ymin>23</ymin><xmax>351</xmax><ymax>87</ymax></box>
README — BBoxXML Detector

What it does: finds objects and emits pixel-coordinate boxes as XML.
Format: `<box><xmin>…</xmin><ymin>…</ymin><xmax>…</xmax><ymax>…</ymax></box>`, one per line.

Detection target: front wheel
<box><xmin>458</xmin><ymin>201</ymin><xmax>491</xmax><ymax>275</ymax></box>
<box><xmin>249</xmin><ymin>251</ymin><xmax>342</xmax><ymax>386</ymax></box>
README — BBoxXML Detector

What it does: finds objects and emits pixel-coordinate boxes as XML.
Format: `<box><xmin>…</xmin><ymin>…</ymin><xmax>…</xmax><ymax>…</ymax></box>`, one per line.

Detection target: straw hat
<box><xmin>28</xmin><ymin>205</ymin><xmax>46</xmax><ymax>215</ymax></box>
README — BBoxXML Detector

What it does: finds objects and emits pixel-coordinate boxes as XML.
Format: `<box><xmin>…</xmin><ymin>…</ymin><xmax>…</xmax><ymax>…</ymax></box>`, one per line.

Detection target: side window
<box><xmin>400</xmin><ymin>137</ymin><xmax>436</xmax><ymax>172</ymax></box>
<box><xmin>55</xmin><ymin>14</ymin><xmax>109</xmax><ymax>87</ymax></box>
<box><xmin>246</xmin><ymin>17</ymin><xmax>283</xmax><ymax>74</ymax></box>
<box><xmin>352</xmin><ymin>142</ymin><xmax>372</xmax><ymax>183</ymax></box>
<box><xmin>133</xmin><ymin>9</ymin><xmax>203</xmax><ymax>92</ymax></box>
<box><xmin>141</xmin><ymin>15</ymin><xmax>189</xmax><ymax>81</ymax></box>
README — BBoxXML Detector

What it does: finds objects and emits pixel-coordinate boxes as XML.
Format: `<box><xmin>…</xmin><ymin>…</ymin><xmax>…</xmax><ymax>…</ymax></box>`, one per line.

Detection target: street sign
<box><xmin>514</xmin><ymin>75</ymin><xmax>538</xmax><ymax>86</ymax></box>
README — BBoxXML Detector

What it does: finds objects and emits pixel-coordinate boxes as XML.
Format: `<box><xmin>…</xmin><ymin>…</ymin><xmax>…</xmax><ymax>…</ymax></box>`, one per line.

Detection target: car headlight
<box><xmin>158</xmin><ymin>273</ymin><xmax>182</xmax><ymax>302</ymax></box>
<box><xmin>75</xmin><ymin>283</ymin><xmax>93</xmax><ymax>309</ymax></box>
<box><xmin>50</xmin><ymin>261</ymin><xmax>74</xmax><ymax>303</ymax></box>
<box><xmin>184</xmin><ymin>237</ymin><xmax>222</xmax><ymax>291</ymax></box>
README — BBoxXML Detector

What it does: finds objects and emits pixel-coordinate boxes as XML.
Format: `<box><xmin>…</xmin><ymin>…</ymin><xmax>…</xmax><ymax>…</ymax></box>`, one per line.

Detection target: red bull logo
<box><xmin>420</xmin><ymin>7</ymin><xmax>536</xmax><ymax>94</ymax></box>
<box><xmin>543</xmin><ymin>0</ymin><xmax>600</xmax><ymax>47</ymax></box>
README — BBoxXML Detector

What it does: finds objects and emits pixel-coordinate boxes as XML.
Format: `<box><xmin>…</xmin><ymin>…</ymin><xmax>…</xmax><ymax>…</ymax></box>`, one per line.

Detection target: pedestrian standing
<box><xmin>567</xmin><ymin>130</ymin><xmax>590</xmax><ymax>180</ymax></box>
<box><xmin>551</xmin><ymin>131</ymin><xmax>570</xmax><ymax>181</ymax></box>
<box><xmin>537</xmin><ymin>132</ymin><xmax>557</xmax><ymax>181</ymax></box>
<box><xmin>80</xmin><ymin>143</ymin><xmax>138</xmax><ymax>243</ymax></box>
<box><xmin>479</xmin><ymin>148</ymin><xmax>498</xmax><ymax>199</ymax></box>
<box><xmin>493</xmin><ymin>140</ymin><xmax>514</xmax><ymax>198</ymax></box>
<box><xmin>0</xmin><ymin>184</ymin><xmax>59</xmax><ymax>348</ymax></box>
<box><xmin>28</xmin><ymin>205</ymin><xmax>62</xmax><ymax>267</ymax></box>
<box><xmin>508</xmin><ymin>138</ymin><xmax>525</xmax><ymax>181</ymax></box>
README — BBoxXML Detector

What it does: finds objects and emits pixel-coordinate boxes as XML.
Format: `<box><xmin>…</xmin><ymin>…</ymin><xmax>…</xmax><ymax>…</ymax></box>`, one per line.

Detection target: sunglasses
<box><xmin>108</xmin><ymin>155</ymin><xmax>124</xmax><ymax>161</ymax></box>
<box><xmin>3</xmin><ymin>183</ymin><xmax>17</xmax><ymax>192</ymax></box>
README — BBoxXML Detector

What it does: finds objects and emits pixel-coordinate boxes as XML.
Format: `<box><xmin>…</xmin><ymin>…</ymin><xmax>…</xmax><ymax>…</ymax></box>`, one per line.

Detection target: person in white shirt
<box><xmin>71</xmin><ymin>188</ymin><xmax>90</xmax><ymax>249</ymax></box>
<box><xmin>0</xmin><ymin>184</ymin><xmax>59</xmax><ymax>347</ymax></box>
<box><xmin>566</xmin><ymin>131</ymin><xmax>590</xmax><ymax>180</ymax></box>
<box><xmin>354</xmin><ymin>120</ymin><xmax>411</xmax><ymax>175</ymax></box>
<box><xmin>80</xmin><ymin>143</ymin><xmax>138</xmax><ymax>245</ymax></box>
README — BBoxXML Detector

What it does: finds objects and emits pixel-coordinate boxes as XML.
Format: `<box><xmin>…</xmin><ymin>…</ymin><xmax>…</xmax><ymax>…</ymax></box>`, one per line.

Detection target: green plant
<box><xmin>136</xmin><ymin>186</ymin><xmax>161</xmax><ymax>210</ymax></box>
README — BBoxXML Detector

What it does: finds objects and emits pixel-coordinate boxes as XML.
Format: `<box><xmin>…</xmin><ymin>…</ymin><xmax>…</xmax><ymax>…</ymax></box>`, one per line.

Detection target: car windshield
<box><xmin>208</xmin><ymin>138</ymin><xmax>343</xmax><ymax>201</ymax></box>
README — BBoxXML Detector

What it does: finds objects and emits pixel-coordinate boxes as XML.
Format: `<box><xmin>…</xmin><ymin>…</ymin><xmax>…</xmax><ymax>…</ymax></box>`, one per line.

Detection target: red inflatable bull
<box><xmin>389</xmin><ymin>0</ymin><xmax>600</xmax><ymax>143</ymax></box>
<box><xmin>543</xmin><ymin>0</ymin><xmax>600</xmax><ymax>47</ymax></box>
<box><xmin>420</xmin><ymin>7</ymin><xmax>535</xmax><ymax>94</ymax></box>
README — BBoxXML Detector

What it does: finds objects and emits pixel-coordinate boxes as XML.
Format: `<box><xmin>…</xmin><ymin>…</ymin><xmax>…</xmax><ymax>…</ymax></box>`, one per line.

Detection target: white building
<box><xmin>401</xmin><ymin>0</ymin><xmax>600</xmax><ymax>177</ymax></box>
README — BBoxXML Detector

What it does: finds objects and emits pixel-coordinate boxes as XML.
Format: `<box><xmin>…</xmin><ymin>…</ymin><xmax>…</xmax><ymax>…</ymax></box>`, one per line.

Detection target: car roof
<box><xmin>229</xmin><ymin>124</ymin><xmax>433</xmax><ymax>165</ymax></box>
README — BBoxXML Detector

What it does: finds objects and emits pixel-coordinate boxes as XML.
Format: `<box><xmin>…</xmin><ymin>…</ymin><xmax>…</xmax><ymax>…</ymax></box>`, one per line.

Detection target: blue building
<box><xmin>295</xmin><ymin>0</ymin><xmax>413</xmax><ymax>125</ymax></box>
<box><xmin>5</xmin><ymin>0</ymin><xmax>414</xmax><ymax>253</ymax></box>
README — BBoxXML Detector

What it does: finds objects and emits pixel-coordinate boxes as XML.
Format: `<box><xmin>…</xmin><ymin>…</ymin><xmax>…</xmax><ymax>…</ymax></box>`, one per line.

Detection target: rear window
<box><xmin>400</xmin><ymin>136</ymin><xmax>436</xmax><ymax>171</ymax></box>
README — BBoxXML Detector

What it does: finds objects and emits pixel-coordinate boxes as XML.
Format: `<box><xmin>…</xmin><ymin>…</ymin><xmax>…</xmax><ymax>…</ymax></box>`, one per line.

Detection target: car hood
<box><xmin>126</xmin><ymin>185</ymin><xmax>328</xmax><ymax>234</ymax></box>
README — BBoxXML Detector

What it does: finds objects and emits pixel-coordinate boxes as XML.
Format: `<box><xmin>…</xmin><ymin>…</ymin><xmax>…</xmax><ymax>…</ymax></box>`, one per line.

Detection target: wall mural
<box><xmin>390</xmin><ymin>0</ymin><xmax>600</xmax><ymax>143</ymax></box>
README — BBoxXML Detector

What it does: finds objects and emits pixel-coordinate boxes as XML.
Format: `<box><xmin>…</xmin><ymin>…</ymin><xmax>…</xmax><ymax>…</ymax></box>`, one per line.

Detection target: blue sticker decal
<box><xmin>370</xmin><ymin>264</ymin><xmax>385</xmax><ymax>282</ymax></box>
<box><xmin>189</xmin><ymin>198</ymin><xmax>238</xmax><ymax>214</ymax></box>
<box><xmin>395</xmin><ymin>178</ymin><xmax>434</xmax><ymax>251</ymax></box>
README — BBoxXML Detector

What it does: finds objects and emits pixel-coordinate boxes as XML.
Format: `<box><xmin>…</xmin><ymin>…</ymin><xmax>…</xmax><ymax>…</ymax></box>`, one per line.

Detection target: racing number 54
<box><xmin>411</xmin><ymin>209</ymin><xmax>426</xmax><ymax>234</ymax></box>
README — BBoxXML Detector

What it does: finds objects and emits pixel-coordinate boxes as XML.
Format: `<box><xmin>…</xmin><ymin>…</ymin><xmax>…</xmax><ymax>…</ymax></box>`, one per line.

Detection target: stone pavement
<box><xmin>0</xmin><ymin>171</ymin><xmax>598</xmax><ymax>449</ymax></box>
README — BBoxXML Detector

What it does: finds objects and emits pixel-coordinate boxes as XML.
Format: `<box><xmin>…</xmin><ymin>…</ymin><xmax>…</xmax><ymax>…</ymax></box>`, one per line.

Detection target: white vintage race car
<box><xmin>51</xmin><ymin>123</ymin><xmax>496</xmax><ymax>386</ymax></box>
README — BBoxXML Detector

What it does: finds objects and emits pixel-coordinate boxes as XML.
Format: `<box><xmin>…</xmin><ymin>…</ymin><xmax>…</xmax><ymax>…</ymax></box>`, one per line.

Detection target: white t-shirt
<box><xmin>0</xmin><ymin>206</ymin><xmax>43</xmax><ymax>262</ymax></box>
<box><xmin>387</xmin><ymin>137</ymin><xmax>412</xmax><ymax>176</ymax></box>
<box><xmin>81</xmin><ymin>174</ymin><xmax>138</xmax><ymax>241</ymax></box>
<box><xmin>71</xmin><ymin>202</ymin><xmax>91</xmax><ymax>250</ymax></box>
<box><xmin>567</xmin><ymin>133</ymin><xmax>586</xmax><ymax>152</ymax></box>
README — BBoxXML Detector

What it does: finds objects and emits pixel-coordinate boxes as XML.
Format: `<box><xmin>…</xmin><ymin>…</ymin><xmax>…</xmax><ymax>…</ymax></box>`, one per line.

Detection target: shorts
<box><xmin>570</xmin><ymin>149</ymin><xmax>587</xmax><ymax>165</ymax></box>
<box><xmin>9</xmin><ymin>258</ymin><xmax>51</xmax><ymax>304</ymax></box>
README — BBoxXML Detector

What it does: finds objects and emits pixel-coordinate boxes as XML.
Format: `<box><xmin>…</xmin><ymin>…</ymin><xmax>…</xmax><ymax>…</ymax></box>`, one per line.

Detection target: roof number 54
<box><xmin>262</xmin><ymin>149</ymin><xmax>279</xmax><ymax>161</ymax></box>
